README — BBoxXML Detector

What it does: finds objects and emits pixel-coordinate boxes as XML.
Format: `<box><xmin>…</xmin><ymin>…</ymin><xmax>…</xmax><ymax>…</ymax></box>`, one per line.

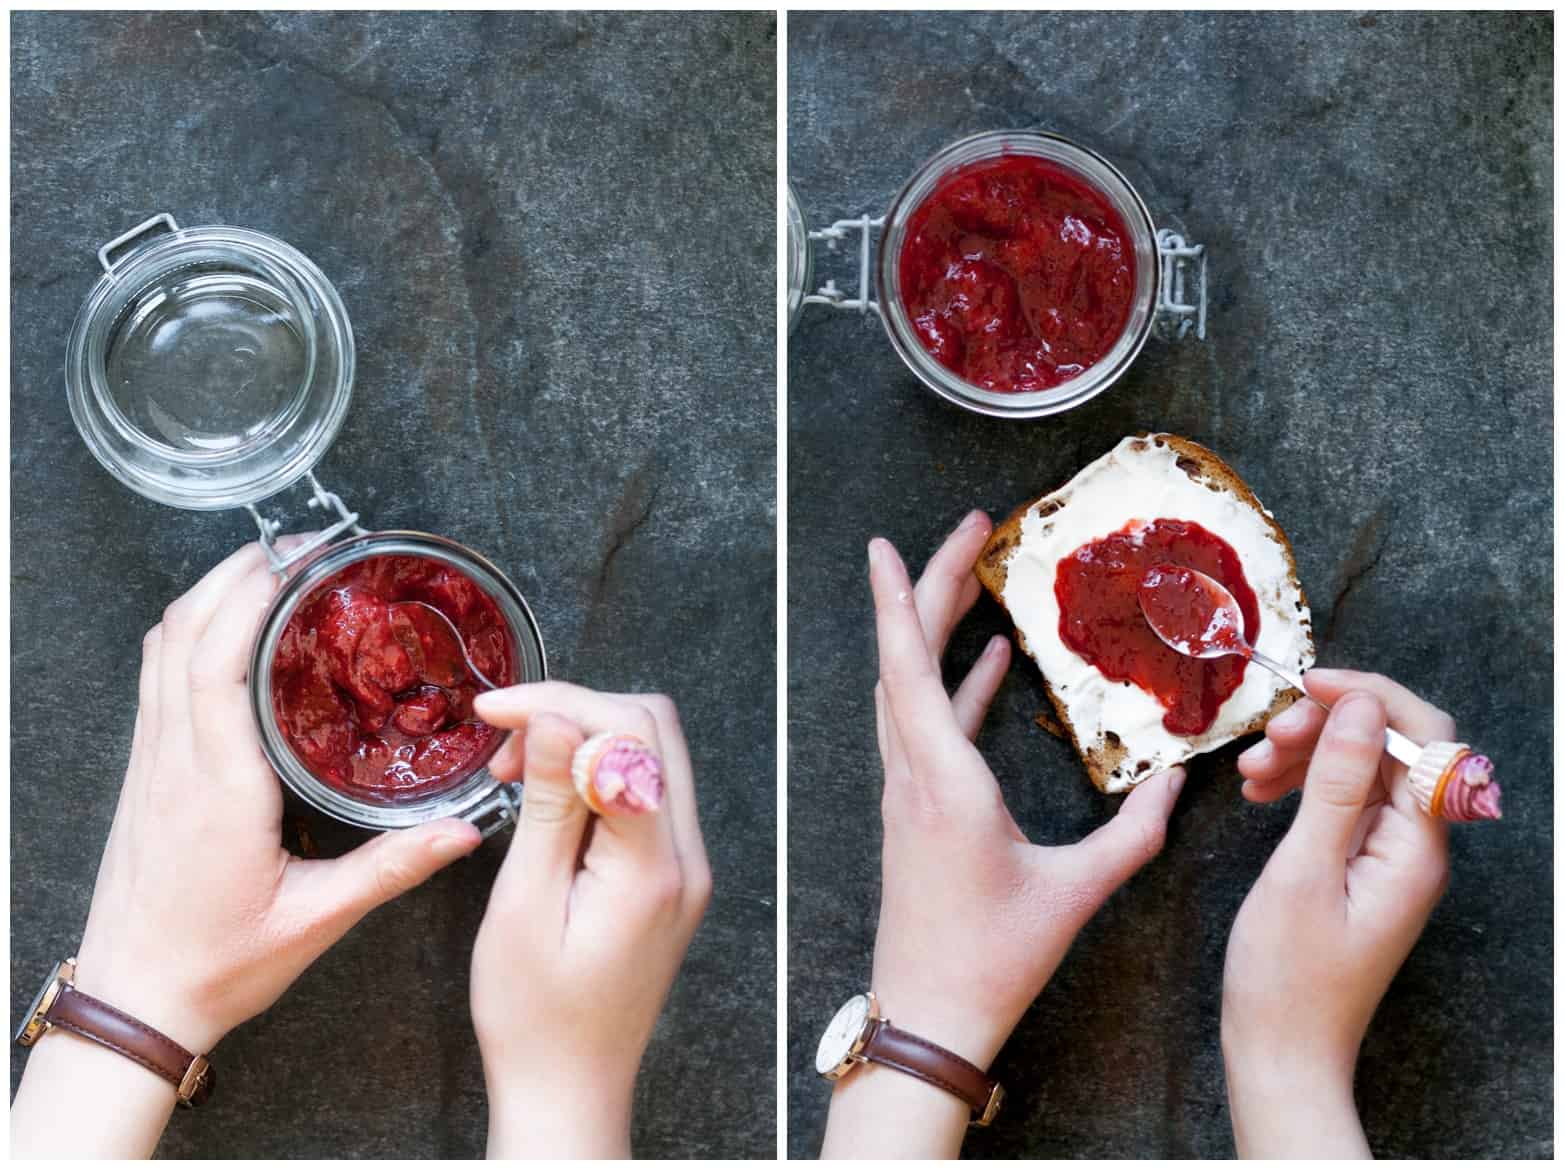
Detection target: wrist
<box><xmin>481</xmin><ymin>1053</ymin><xmax>635</xmax><ymax>1159</ymax></box>
<box><xmin>12</xmin><ymin>1026</ymin><xmax>178</xmax><ymax>1157</ymax></box>
<box><xmin>69</xmin><ymin>947</ymin><xmax>227</xmax><ymax>1054</ymax></box>
<box><xmin>822</xmin><ymin>1055</ymin><xmax>969</xmax><ymax>1159</ymax></box>
<box><xmin>1224</xmin><ymin>1038</ymin><xmax>1366</xmax><ymax>1158</ymax></box>
<box><xmin>869</xmin><ymin>980</ymin><xmax>1011</xmax><ymax>1070</ymax></box>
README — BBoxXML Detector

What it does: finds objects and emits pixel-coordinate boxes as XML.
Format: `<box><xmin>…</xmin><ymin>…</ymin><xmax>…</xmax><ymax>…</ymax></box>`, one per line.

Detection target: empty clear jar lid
<box><xmin>65</xmin><ymin>214</ymin><xmax>354</xmax><ymax>510</ymax></box>
<box><xmin>787</xmin><ymin>183</ymin><xmax>811</xmax><ymax>335</ymax></box>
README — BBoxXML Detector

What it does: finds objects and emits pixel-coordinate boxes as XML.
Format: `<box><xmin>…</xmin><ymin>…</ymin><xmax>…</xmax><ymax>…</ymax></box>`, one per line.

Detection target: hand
<box><xmin>468</xmin><ymin>683</ymin><xmax>712</xmax><ymax>1159</ymax></box>
<box><xmin>822</xmin><ymin>514</ymin><xmax>1182</xmax><ymax>1158</ymax></box>
<box><xmin>1223</xmin><ymin>670</ymin><xmax>1453</xmax><ymax>1157</ymax></box>
<box><xmin>12</xmin><ymin>542</ymin><xmax>482</xmax><ymax>1156</ymax></box>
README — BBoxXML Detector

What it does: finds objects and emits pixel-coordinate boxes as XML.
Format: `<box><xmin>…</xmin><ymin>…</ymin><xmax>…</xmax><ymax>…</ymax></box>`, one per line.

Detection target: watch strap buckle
<box><xmin>973</xmin><ymin>1081</ymin><xmax>1005</xmax><ymax>1128</ymax></box>
<box><xmin>177</xmin><ymin>1054</ymin><xmax>212</xmax><ymax>1108</ymax></box>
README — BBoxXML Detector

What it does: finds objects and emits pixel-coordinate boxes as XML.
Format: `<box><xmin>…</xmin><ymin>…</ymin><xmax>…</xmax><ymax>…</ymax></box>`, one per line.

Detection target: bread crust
<box><xmin>976</xmin><ymin>433</ymin><xmax>1315</xmax><ymax>793</ymax></box>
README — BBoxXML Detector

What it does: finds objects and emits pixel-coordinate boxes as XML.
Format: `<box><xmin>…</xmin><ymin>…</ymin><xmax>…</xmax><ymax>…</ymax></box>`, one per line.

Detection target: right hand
<box><xmin>468</xmin><ymin>683</ymin><xmax>711</xmax><ymax>1159</ymax></box>
<box><xmin>864</xmin><ymin>512</ymin><xmax>1183</xmax><ymax>1071</ymax></box>
<box><xmin>1223</xmin><ymin>670</ymin><xmax>1453</xmax><ymax>1156</ymax></box>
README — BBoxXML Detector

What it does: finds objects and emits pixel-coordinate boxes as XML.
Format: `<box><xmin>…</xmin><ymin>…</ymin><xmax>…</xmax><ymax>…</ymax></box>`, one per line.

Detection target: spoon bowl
<box><xmin>1136</xmin><ymin>564</ymin><xmax>1422</xmax><ymax>768</ymax></box>
<box><xmin>395</xmin><ymin>600</ymin><xmax>503</xmax><ymax>692</ymax></box>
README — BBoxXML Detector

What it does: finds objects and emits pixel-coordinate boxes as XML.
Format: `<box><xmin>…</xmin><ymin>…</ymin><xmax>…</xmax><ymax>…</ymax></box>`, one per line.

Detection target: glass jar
<box><xmin>791</xmin><ymin>129</ymin><xmax>1207</xmax><ymax>420</ymax></box>
<box><xmin>64</xmin><ymin>213</ymin><xmax>548</xmax><ymax>836</ymax></box>
<box><xmin>787</xmin><ymin>182</ymin><xmax>812</xmax><ymax>335</ymax></box>
<box><xmin>250</xmin><ymin>531</ymin><xmax>547</xmax><ymax>833</ymax></box>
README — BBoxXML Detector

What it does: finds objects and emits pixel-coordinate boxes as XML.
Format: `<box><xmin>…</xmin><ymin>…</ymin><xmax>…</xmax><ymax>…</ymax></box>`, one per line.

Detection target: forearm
<box><xmin>1224</xmin><ymin>1045</ymin><xmax>1369</xmax><ymax>1159</ymax></box>
<box><xmin>10</xmin><ymin>1027</ymin><xmax>177</xmax><ymax>1158</ymax></box>
<box><xmin>820</xmin><ymin>1060</ymin><xmax>970</xmax><ymax>1159</ymax></box>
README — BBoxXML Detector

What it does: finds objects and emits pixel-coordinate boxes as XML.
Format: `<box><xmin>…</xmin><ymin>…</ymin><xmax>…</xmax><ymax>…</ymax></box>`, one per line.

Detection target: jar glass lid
<box><xmin>66</xmin><ymin>216</ymin><xmax>355</xmax><ymax>511</ymax></box>
<box><xmin>787</xmin><ymin>183</ymin><xmax>810</xmax><ymax>333</ymax></box>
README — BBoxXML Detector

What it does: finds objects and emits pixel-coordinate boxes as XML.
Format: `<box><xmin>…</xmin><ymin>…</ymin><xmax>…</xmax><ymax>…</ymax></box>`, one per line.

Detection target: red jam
<box><xmin>1137</xmin><ymin>563</ymin><xmax>1251</xmax><ymax>659</ymax></box>
<box><xmin>271</xmin><ymin>555</ymin><xmax>514</xmax><ymax>799</ymax></box>
<box><xmin>1055</xmin><ymin>520</ymin><xmax>1259</xmax><ymax>735</ymax></box>
<box><xmin>898</xmin><ymin>154</ymin><xmax>1136</xmax><ymax>393</ymax></box>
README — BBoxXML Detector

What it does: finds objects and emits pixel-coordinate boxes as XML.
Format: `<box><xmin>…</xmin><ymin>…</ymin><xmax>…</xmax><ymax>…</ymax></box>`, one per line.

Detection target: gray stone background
<box><xmin>11</xmin><ymin>11</ymin><xmax>775</xmax><ymax>1159</ymax></box>
<box><xmin>789</xmin><ymin>11</ymin><xmax>1551</xmax><ymax>1159</ymax></box>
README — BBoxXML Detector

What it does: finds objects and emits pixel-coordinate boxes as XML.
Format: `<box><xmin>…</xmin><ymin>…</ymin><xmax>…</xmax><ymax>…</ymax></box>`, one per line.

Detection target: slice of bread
<box><xmin>976</xmin><ymin>434</ymin><xmax>1315</xmax><ymax>793</ymax></box>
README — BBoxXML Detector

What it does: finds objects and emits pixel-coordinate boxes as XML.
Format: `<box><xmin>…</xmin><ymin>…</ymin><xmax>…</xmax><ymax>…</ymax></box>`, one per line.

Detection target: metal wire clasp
<box><xmin>247</xmin><ymin>471</ymin><xmax>368</xmax><ymax>575</ymax></box>
<box><xmin>804</xmin><ymin>214</ymin><xmax>885</xmax><ymax>316</ymax></box>
<box><xmin>1155</xmin><ymin>229</ymin><xmax>1208</xmax><ymax>340</ymax></box>
<box><xmin>466</xmin><ymin>782</ymin><xmax>523</xmax><ymax>838</ymax></box>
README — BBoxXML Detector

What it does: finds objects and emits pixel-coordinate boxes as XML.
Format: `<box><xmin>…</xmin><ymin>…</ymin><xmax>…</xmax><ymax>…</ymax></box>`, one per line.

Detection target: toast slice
<box><xmin>976</xmin><ymin>434</ymin><xmax>1315</xmax><ymax>793</ymax></box>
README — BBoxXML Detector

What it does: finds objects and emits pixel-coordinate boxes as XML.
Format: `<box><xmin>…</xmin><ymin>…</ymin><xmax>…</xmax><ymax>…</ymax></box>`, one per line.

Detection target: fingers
<box><xmin>490</xmin><ymin>713</ymin><xmax>591</xmax><ymax>920</ymax></box>
<box><xmin>1235</xmin><ymin>699</ymin><xmax>1328</xmax><ymax>797</ymax></box>
<box><xmin>951</xmin><ymin>636</ymin><xmax>1010</xmax><ymax>740</ymax></box>
<box><xmin>489</xmin><ymin>731</ymin><xmax>525</xmax><ymax>781</ymax></box>
<box><xmin>192</xmin><ymin>547</ymin><xmax>292</xmax><ymax>688</ymax></box>
<box><xmin>189</xmin><ymin>553</ymin><xmax>288</xmax><ymax>767</ymax></box>
<box><xmin>1240</xmin><ymin>762</ymin><xmax>1308</xmax><ymax>804</ymax></box>
<box><xmin>1303</xmin><ymin>669</ymin><xmax>1457</xmax><ymax>743</ymax></box>
<box><xmin>912</xmin><ymin>511</ymin><xmax>991</xmax><ymax>660</ymax></box>
<box><xmin>303</xmin><ymin>818</ymin><xmax>482</xmax><ymax>937</ymax></box>
<box><xmin>475</xmin><ymin>680</ymin><xmax>658</xmax><ymax>737</ymax></box>
<box><xmin>1059</xmin><ymin>768</ymin><xmax>1183</xmax><ymax>895</ymax></box>
<box><xmin>1277</xmin><ymin>692</ymin><xmax>1387</xmax><ymax>872</ymax></box>
<box><xmin>473</xmin><ymin>684</ymin><xmax>681</xmax><ymax>887</ymax></box>
<box><xmin>156</xmin><ymin>544</ymin><xmax>271</xmax><ymax>730</ymax></box>
<box><xmin>868</xmin><ymin>538</ymin><xmax>963</xmax><ymax>762</ymax></box>
<box><xmin>136</xmin><ymin>624</ymin><xmax>163</xmax><ymax>747</ymax></box>
<box><xmin>626</xmin><ymin>693</ymin><xmax>711</xmax><ymax>917</ymax></box>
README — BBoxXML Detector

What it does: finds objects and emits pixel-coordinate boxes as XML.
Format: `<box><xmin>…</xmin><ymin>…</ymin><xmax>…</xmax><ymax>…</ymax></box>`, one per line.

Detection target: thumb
<box><xmin>488</xmin><ymin>712</ymin><xmax>590</xmax><ymax>917</ymax></box>
<box><xmin>1277</xmin><ymin>691</ymin><xmax>1386</xmax><ymax>874</ymax></box>
<box><xmin>1063</xmin><ymin>767</ymin><xmax>1183</xmax><ymax>895</ymax></box>
<box><xmin>307</xmin><ymin>818</ymin><xmax>483</xmax><ymax>934</ymax></box>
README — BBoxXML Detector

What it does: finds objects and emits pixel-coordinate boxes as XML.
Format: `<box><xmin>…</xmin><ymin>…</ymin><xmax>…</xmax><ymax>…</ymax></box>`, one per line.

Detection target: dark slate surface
<box><xmin>788</xmin><ymin>11</ymin><xmax>1551</xmax><ymax>1159</ymax></box>
<box><xmin>11</xmin><ymin>12</ymin><xmax>775</xmax><ymax>1159</ymax></box>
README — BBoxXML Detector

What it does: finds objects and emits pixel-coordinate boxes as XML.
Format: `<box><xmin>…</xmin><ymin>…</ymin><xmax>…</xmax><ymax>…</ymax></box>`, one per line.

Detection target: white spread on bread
<box><xmin>997</xmin><ymin>435</ymin><xmax>1315</xmax><ymax>792</ymax></box>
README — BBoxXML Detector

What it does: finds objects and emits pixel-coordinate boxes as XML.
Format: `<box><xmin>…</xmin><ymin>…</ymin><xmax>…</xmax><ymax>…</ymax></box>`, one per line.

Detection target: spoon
<box><xmin>394</xmin><ymin>601</ymin><xmax>502</xmax><ymax>692</ymax></box>
<box><xmin>1136</xmin><ymin>563</ymin><xmax>1421</xmax><ymax>767</ymax></box>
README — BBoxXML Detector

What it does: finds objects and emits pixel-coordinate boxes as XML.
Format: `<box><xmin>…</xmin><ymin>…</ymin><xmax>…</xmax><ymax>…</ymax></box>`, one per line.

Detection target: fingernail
<box><xmin>1239</xmin><ymin>741</ymin><xmax>1273</xmax><ymax>768</ymax></box>
<box><xmin>961</xmin><ymin>509</ymin><xmax>988</xmax><ymax>532</ymax></box>
<box><xmin>1267</xmin><ymin>704</ymin><xmax>1310</xmax><ymax>735</ymax></box>
<box><xmin>429</xmin><ymin>832</ymin><xmax>476</xmax><ymax>861</ymax></box>
<box><xmin>1167</xmin><ymin>768</ymin><xmax>1186</xmax><ymax>796</ymax></box>
<box><xmin>1332</xmin><ymin>692</ymin><xmax>1384</xmax><ymax>743</ymax></box>
<box><xmin>984</xmin><ymin>635</ymin><xmax>1007</xmax><ymax>658</ymax></box>
<box><xmin>868</xmin><ymin>537</ymin><xmax>888</xmax><ymax>565</ymax></box>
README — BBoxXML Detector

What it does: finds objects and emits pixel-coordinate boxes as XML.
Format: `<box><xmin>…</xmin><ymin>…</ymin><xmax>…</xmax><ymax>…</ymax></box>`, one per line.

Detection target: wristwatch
<box><xmin>815</xmin><ymin>991</ymin><xmax>1004</xmax><ymax>1127</ymax></box>
<box><xmin>14</xmin><ymin>958</ymin><xmax>215</xmax><ymax>1108</ymax></box>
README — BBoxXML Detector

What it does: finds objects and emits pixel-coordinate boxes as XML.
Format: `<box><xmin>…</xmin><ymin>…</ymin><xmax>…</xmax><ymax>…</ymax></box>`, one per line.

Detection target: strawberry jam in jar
<box><xmin>251</xmin><ymin>532</ymin><xmax>547</xmax><ymax>830</ymax></box>
<box><xmin>898</xmin><ymin>154</ymin><xmax>1137</xmax><ymax>393</ymax></box>
<box><xmin>877</xmin><ymin>131</ymin><xmax>1160</xmax><ymax>419</ymax></box>
<box><xmin>270</xmin><ymin>553</ymin><xmax>516</xmax><ymax>801</ymax></box>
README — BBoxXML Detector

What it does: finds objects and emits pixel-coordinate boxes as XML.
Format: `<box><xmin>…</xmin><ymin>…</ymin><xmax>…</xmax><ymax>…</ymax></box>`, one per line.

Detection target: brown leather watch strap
<box><xmin>860</xmin><ymin>1018</ymin><xmax>1002</xmax><ymax>1126</ymax></box>
<box><xmin>44</xmin><ymin>985</ymin><xmax>214</xmax><ymax>1107</ymax></box>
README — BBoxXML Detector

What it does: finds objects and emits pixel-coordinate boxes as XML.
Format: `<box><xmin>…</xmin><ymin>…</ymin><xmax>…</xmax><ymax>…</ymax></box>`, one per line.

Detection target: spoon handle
<box><xmin>1249</xmin><ymin>650</ymin><xmax>1421</xmax><ymax>768</ymax></box>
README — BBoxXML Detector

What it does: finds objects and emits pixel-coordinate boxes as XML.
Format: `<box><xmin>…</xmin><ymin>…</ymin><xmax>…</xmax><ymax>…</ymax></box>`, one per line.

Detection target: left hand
<box><xmin>821</xmin><ymin>515</ymin><xmax>1182</xmax><ymax>1159</ymax></box>
<box><xmin>72</xmin><ymin>541</ymin><xmax>484</xmax><ymax>1055</ymax></box>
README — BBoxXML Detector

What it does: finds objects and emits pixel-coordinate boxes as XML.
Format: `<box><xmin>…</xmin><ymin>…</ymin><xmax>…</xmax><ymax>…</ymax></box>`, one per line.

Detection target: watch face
<box><xmin>14</xmin><ymin>967</ymin><xmax>57</xmax><ymax>1044</ymax></box>
<box><xmin>815</xmin><ymin>993</ymin><xmax>871</xmax><ymax>1075</ymax></box>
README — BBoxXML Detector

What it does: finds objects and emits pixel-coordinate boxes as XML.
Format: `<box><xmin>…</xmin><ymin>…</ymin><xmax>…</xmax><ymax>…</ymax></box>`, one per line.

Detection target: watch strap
<box><xmin>860</xmin><ymin>1018</ymin><xmax>1002</xmax><ymax>1126</ymax></box>
<box><xmin>44</xmin><ymin>984</ymin><xmax>214</xmax><ymax>1107</ymax></box>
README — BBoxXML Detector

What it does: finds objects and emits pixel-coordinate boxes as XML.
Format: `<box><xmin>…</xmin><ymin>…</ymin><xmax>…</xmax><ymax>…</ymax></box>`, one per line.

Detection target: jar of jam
<box><xmin>64</xmin><ymin>213</ymin><xmax>548</xmax><ymax>836</ymax></box>
<box><xmin>791</xmin><ymin>129</ymin><xmax>1208</xmax><ymax>419</ymax></box>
